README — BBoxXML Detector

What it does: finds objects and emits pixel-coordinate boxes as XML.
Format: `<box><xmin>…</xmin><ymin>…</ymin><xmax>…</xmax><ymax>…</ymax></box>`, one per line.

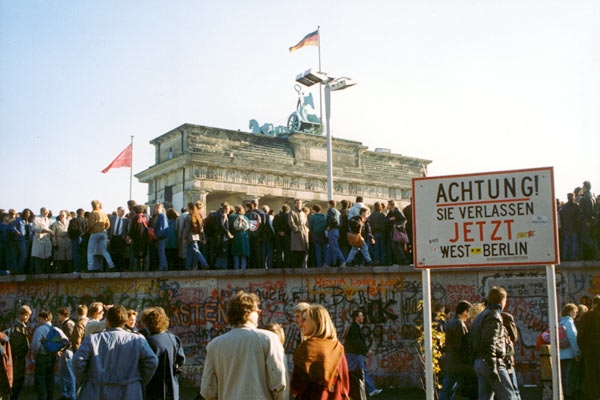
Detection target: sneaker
<box><xmin>339</xmin><ymin>263</ymin><xmax>346</xmax><ymax>267</ymax></box>
<box><xmin>369</xmin><ymin>388</ymin><xmax>383</xmax><ymax>397</ymax></box>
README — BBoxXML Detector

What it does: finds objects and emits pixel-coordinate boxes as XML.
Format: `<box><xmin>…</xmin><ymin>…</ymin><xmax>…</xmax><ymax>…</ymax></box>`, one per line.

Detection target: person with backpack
<box><xmin>230</xmin><ymin>205</ymin><xmax>250</xmax><ymax>270</ymax></box>
<box><xmin>244</xmin><ymin>202</ymin><xmax>262</xmax><ymax>268</ymax></box>
<box><xmin>128</xmin><ymin>205</ymin><xmax>151</xmax><ymax>271</ymax></box>
<box><xmin>31</xmin><ymin>310</ymin><xmax>58</xmax><ymax>400</ymax></box>
<box><xmin>345</xmin><ymin>207</ymin><xmax>374</xmax><ymax>267</ymax></box>
<box><xmin>4</xmin><ymin>305</ymin><xmax>31</xmax><ymax>400</ymax></box>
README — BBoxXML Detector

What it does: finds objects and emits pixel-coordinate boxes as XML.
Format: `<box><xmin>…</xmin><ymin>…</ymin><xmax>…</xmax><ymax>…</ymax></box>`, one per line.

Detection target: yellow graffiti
<box><xmin>590</xmin><ymin>275</ymin><xmax>600</xmax><ymax>295</ymax></box>
<box><xmin>517</xmin><ymin>231</ymin><xmax>535</xmax><ymax>238</ymax></box>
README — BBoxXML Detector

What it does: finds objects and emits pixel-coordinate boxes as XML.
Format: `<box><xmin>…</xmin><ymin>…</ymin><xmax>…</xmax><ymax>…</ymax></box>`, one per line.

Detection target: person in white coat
<box><xmin>200</xmin><ymin>291</ymin><xmax>289</xmax><ymax>400</ymax></box>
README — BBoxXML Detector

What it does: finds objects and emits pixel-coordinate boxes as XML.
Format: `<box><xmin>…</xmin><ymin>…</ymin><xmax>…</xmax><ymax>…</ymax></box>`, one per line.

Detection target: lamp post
<box><xmin>295</xmin><ymin>69</ymin><xmax>356</xmax><ymax>200</ymax></box>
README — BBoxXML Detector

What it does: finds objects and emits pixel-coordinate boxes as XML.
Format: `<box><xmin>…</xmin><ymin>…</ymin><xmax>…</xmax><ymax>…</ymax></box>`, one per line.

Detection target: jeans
<box><xmin>233</xmin><ymin>255</ymin><xmax>247</xmax><ymax>270</ymax></box>
<box><xmin>474</xmin><ymin>358</ymin><xmax>518</xmax><ymax>400</ymax></box>
<box><xmin>561</xmin><ymin>358</ymin><xmax>575</xmax><ymax>397</ymax></box>
<box><xmin>13</xmin><ymin>240</ymin><xmax>28</xmax><ymax>274</ymax></box>
<box><xmin>35</xmin><ymin>353</ymin><xmax>56</xmax><ymax>400</ymax></box>
<box><xmin>0</xmin><ymin>244</ymin><xmax>8</xmax><ymax>270</ymax></box>
<box><xmin>346</xmin><ymin>242</ymin><xmax>372</xmax><ymax>264</ymax></box>
<box><xmin>345</xmin><ymin>353</ymin><xmax>376</xmax><ymax>393</ymax></box>
<box><xmin>312</xmin><ymin>240</ymin><xmax>326</xmax><ymax>267</ymax></box>
<box><xmin>58</xmin><ymin>350</ymin><xmax>76</xmax><ymax>400</ymax></box>
<box><xmin>261</xmin><ymin>237</ymin><xmax>274</xmax><ymax>268</ymax></box>
<box><xmin>325</xmin><ymin>228</ymin><xmax>345</xmax><ymax>266</ymax></box>
<box><xmin>370</xmin><ymin>233</ymin><xmax>385</xmax><ymax>264</ymax></box>
<box><xmin>71</xmin><ymin>238</ymin><xmax>83</xmax><ymax>272</ymax></box>
<box><xmin>381</xmin><ymin>232</ymin><xmax>391</xmax><ymax>265</ymax></box>
<box><xmin>186</xmin><ymin>241</ymin><xmax>208</xmax><ymax>269</ymax></box>
<box><xmin>439</xmin><ymin>371</ymin><xmax>465</xmax><ymax>400</ymax></box>
<box><xmin>561</xmin><ymin>232</ymin><xmax>579</xmax><ymax>260</ymax></box>
<box><xmin>156</xmin><ymin>238</ymin><xmax>168</xmax><ymax>270</ymax></box>
<box><xmin>87</xmin><ymin>232</ymin><xmax>114</xmax><ymax>271</ymax></box>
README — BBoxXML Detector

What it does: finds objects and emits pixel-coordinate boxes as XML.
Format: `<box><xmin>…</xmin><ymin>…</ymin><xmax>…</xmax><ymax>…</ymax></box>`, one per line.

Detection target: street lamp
<box><xmin>295</xmin><ymin>68</ymin><xmax>356</xmax><ymax>200</ymax></box>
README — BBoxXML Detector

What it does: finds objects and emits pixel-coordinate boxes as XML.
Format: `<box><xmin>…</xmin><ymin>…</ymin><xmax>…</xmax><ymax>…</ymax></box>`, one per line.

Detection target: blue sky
<box><xmin>1</xmin><ymin>1</ymin><xmax>598</xmax><ymax>214</ymax></box>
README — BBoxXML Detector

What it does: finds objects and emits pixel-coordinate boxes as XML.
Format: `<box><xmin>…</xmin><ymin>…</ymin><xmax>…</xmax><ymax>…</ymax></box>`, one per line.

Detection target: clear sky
<box><xmin>1</xmin><ymin>1</ymin><xmax>598</xmax><ymax>214</ymax></box>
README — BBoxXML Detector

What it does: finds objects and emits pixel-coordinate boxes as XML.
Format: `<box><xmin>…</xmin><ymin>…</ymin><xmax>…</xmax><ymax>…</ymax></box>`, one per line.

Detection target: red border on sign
<box><xmin>412</xmin><ymin>167</ymin><xmax>559</xmax><ymax>269</ymax></box>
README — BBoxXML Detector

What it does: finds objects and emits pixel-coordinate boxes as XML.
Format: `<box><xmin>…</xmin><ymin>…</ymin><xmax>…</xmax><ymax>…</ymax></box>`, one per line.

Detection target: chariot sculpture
<box><xmin>249</xmin><ymin>84</ymin><xmax>322</xmax><ymax>136</ymax></box>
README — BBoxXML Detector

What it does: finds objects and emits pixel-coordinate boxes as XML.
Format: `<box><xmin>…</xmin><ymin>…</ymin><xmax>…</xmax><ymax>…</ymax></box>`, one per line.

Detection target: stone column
<box><xmin>187</xmin><ymin>190</ymin><xmax>210</xmax><ymax>207</ymax></box>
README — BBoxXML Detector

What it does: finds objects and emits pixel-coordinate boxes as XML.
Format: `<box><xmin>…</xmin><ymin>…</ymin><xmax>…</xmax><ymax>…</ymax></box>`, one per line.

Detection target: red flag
<box><xmin>101</xmin><ymin>143</ymin><xmax>132</xmax><ymax>173</ymax></box>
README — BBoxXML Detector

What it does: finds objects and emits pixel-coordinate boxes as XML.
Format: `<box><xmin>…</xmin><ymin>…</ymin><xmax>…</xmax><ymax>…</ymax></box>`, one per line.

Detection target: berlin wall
<box><xmin>1</xmin><ymin>263</ymin><xmax>598</xmax><ymax>389</ymax></box>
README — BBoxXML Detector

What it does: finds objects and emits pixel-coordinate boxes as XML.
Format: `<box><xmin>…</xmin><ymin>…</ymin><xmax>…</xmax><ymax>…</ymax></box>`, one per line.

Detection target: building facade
<box><xmin>136</xmin><ymin>123</ymin><xmax>431</xmax><ymax>211</ymax></box>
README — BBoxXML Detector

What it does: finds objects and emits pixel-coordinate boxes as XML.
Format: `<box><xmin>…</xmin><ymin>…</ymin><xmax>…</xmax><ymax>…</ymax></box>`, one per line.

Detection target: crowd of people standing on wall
<box><xmin>558</xmin><ymin>180</ymin><xmax>600</xmax><ymax>261</ymax></box>
<box><xmin>0</xmin><ymin>195</ymin><xmax>414</xmax><ymax>274</ymax></box>
<box><xmin>3</xmin><ymin>177</ymin><xmax>596</xmax><ymax>274</ymax></box>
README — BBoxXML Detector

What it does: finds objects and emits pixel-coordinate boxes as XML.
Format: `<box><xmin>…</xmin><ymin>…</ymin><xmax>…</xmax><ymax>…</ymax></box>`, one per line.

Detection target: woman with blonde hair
<box><xmin>141</xmin><ymin>307</ymin><xmax>185</xmax><ymax>400</ymax></box>
<box><xmin>291</xmin><ymin>305</ymin><xmax>350</xmax><ymax>399</ymax></box>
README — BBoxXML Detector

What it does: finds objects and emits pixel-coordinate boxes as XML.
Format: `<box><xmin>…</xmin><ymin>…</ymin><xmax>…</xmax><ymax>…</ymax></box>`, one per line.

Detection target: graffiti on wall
<box><xmin>0</xmin><ymin>267</ymin><xmax>597</xmax><ymax>388</ymax></box>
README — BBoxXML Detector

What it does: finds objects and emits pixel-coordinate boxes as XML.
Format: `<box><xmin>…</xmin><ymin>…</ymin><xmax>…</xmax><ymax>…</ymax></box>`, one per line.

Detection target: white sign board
<box><xmin>412</xmin><ymin>167</ymin><xmax>558</xmax><ymax>269</ymax></box>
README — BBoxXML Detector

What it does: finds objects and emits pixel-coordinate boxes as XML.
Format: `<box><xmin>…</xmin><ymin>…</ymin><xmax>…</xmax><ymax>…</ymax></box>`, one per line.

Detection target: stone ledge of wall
<box><xmin>0</xmin><ymin>261</ymin><xmax>595</xmax><ymax>283</ymax></box>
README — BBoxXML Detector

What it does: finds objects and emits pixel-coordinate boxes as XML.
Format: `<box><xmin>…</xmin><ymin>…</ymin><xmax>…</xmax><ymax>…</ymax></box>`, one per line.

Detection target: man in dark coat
<box><xmin>439</xmin><ymin>301</ymin><xmax>473</xmax><ymax>400</ymax></box>
<box><xmin>344</xmin><ymin>310</ymin><xmax>382</xmax><ymax>397</ymax></box>
<box><xmin>471</xmin><ymin>287</ymin><xmax>517</xmax><ymax>399</ymax></box>
<box><xmin>578</xmin><ymin>295</ymin><xmax>600</xmax><ymax>400</ymax></box>
<box><xmin>273</xmin><ymin>205</ymin><xmax>291</xmax><ymax>268</ymax></box>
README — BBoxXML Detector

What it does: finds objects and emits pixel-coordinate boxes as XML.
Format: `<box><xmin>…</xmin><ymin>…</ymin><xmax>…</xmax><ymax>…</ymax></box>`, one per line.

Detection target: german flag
<box><xmin>289</xmin><ymin>30</ymin><xmax>319</xmax><ymax>52</ymax></box>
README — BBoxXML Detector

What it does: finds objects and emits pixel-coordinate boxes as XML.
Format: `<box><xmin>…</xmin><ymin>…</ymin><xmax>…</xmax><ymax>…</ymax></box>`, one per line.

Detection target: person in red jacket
<box><xmin>291</xmin><ymin>304</ymin><xmax>351</xmax><ymax>399</ymax></box>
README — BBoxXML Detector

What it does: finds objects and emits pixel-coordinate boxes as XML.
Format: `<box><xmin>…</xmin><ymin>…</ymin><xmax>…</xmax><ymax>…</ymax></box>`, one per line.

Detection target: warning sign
<box><xmin>412</xmin><ymin>167</ymin><xmax>559</xmax><ymax>269</ymax></box>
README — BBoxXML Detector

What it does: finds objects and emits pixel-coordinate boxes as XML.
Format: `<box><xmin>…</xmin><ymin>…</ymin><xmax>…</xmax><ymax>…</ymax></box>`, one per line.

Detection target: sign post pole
<box><xmin>422</xmin><ymin>268</ymin><xmax>434</xmax><ymax>400</ymax></box>
<box><xmin>546</xmin><ymin>264</ymin><xmax>562</xmax><ymax>400</ymax></box>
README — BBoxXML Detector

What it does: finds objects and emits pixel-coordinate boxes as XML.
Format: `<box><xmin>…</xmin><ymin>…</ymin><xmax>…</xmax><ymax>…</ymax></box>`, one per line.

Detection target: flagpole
<box><xmin>129</xmin><ymin>135</ymin><xmax>134</xmax><ymax>201</ymax></box>
<box><xmin>317</xmin><ymin>26</ymin><xmax>323</xmax><ymax>132</ymax></box>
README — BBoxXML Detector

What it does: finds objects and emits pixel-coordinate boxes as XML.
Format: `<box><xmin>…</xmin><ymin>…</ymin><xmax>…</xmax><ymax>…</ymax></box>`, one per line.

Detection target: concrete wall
<box><xmin>1</xmin><ymin>262</ymin><xmax>598</xmax><ymax>389</ymax></box>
